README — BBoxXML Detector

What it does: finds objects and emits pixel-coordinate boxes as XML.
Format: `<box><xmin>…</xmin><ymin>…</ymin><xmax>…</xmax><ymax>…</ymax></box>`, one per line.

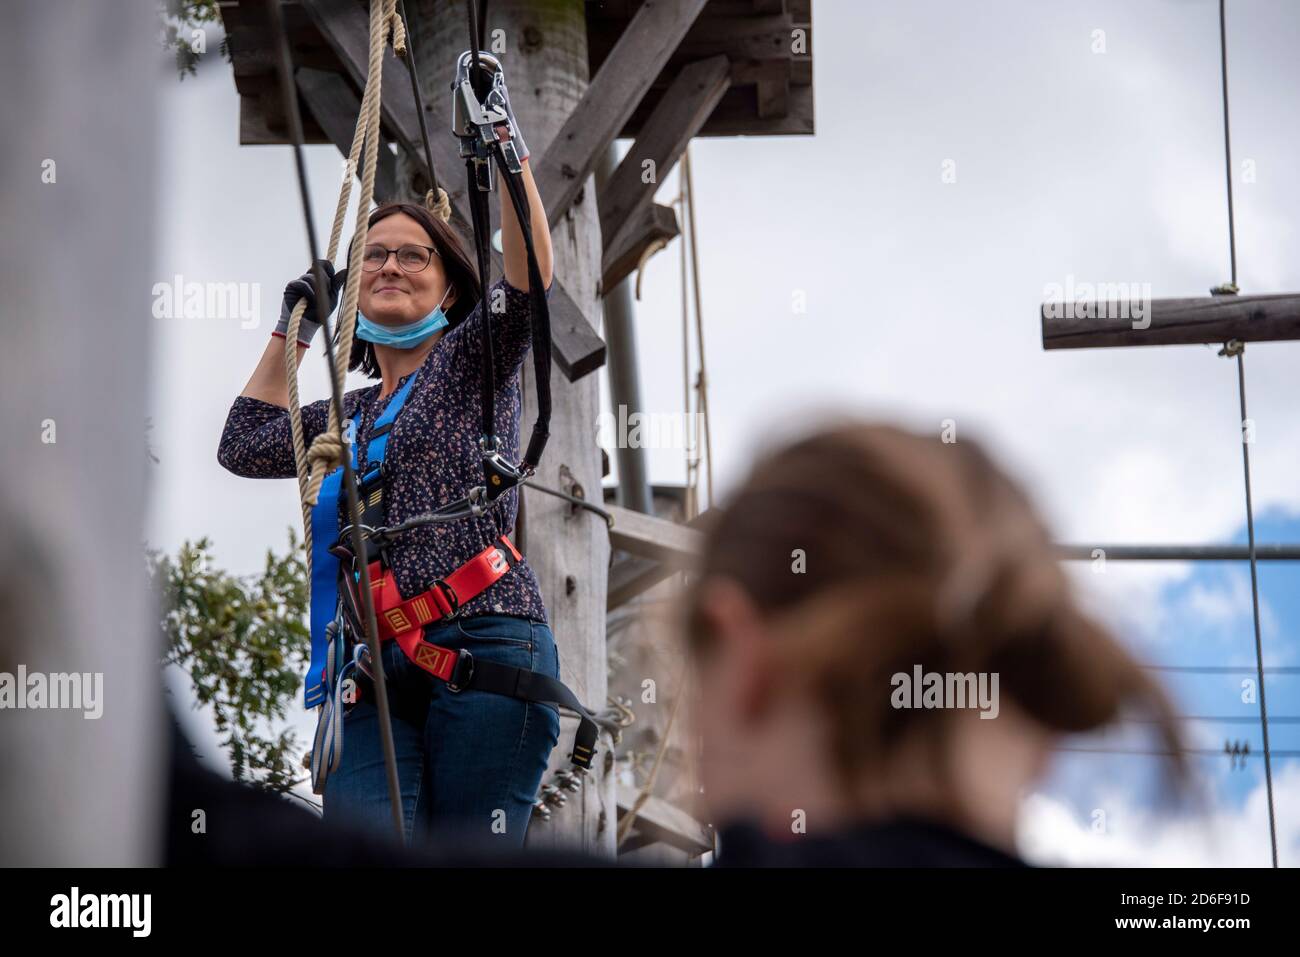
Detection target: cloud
<box><xmin>1018</xmin><ymin>762</ymin><xmax>1300</xmax><ymax>866</ymax></box>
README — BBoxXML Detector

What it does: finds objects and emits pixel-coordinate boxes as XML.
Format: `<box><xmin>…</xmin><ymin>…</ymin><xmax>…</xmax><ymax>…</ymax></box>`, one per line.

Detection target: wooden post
<box><xmin>399</xmin><ymin>0</ymin><xmax>613</xmax><ymax>856</ymax></box>
<box><xmin>0</xmin><ymin>0</ymin><xmax>163</xmax><ymax>865</ymax></box>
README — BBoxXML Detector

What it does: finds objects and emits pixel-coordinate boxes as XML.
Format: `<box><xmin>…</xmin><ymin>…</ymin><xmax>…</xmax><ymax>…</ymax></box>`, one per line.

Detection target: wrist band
<box><xmin>271</xmin><ymin>330</ymin><xmax>312</xmax><ymax>348</ymax></box>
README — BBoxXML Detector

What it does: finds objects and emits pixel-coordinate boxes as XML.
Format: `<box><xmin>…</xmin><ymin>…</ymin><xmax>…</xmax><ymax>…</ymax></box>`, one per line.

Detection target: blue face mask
<box><xmin>356</xmin><ymin>286</ymin><xmax>453</xmax><ymax>348</ymax></box>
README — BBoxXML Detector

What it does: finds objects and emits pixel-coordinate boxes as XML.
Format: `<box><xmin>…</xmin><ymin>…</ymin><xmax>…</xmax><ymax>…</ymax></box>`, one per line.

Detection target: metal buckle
<box><xmin>432</xmin><ymin>578</ymin><xmax>462</xmax><ymax>621</ymax></box>
<box><xmin>447</xmin><ymin>649</ymin><xmax>474</xmax><ymax>693</ymax></box>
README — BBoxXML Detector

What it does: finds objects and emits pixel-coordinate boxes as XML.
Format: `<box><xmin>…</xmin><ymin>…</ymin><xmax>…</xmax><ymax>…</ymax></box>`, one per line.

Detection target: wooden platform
<box><xmin>219</xmin><ymin>0</ymin><xmax>813</xmax><ymax>146</ymax></box>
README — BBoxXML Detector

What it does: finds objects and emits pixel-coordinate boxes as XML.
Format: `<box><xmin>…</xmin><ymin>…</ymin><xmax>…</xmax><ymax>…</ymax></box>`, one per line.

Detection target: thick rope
<box><xmin>425</xmin><ymin>186</ymin><xmax>452</xmax><ymax>222</ymax></box>
<box><xmin>283</xmin><ymin>0</ymin><xmax>398</xmax><ymax>587</ymax></box>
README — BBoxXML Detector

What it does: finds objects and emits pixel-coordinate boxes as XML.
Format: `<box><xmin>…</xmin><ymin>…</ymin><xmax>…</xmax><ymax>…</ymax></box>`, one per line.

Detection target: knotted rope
<box><xmin>283</xmin><ymin>0</ymin><xmax>397</xmax><ymax>583</ymax></box>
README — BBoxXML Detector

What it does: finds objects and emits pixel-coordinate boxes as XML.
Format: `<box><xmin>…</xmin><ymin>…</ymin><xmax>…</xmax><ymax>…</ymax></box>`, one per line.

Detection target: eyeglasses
<box><xmin>361</xmin><ymin>243</ymin><xmax>441</xmax><ymax>273</ymax></box>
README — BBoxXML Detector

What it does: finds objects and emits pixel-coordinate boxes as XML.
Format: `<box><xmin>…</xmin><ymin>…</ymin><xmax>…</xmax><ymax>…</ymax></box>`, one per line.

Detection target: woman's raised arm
<box><xmin>501</xmin><ymin>158</ymin><xmax>553</xmax><ymax>293</ymax></box>
<box><xmin>240</xmin><ymin>336</ymin><xmax>308</xmax><ymax>407</ymax></box>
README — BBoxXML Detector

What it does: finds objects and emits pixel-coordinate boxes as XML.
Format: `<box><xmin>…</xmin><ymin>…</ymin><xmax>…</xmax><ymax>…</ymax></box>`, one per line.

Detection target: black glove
<box><xmin>276</xmin><ymin>260</ymin><xmax>347</xmax><ymax>346</ymax></box>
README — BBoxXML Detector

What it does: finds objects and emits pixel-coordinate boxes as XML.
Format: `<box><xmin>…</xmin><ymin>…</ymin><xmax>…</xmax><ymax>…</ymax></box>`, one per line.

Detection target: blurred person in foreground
<box><xmin>684</xmin><ymin>421</ymin><xmax>1192</xmax><ymax>866</ymax></box>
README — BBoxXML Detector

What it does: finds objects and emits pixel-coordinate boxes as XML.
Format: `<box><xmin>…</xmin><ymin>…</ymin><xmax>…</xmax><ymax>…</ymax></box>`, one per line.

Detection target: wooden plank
<box><xmin>1041</xmin><ymin>294</ymin><xmax>1300</xmax><ymax>349</ymax></box>
<box><xmin>602</xmin><ymin>202</ymin><xmax>679</xmax><ymax>293</ymax></box>
<box><xmin>598</xmin><ymin>55</ymin><xmax>730</xmax><ymax>249</ymax></box>
<box><xmin>587</xmin><ymin>11</ymin><xmax>795</xmax><ymax>82</ymax></box>
<box><xmin>536</xmin><ymin>0</ymin><xmax>711</xmax><ymax>228</ymax></box>
<box><xmin>615</xmin><ymin>782</ymin><xmax>713</xmax><ymax>854</ymax></box>
<box><xmin>606</xmin><ymin>503</ymin><xmax>704</xmax><ymax>567</ymax></box>
<box><xmin>226</xmin><ymin>0</ymin><xmax>331</xmax><ymax>143</ymax></box>
<box><xmin>297</xmin><ymin>0</ymin><xmax>607</xmax><ymax>381</ymax></box>
<box><xmin>296</xmin><ymin>67</ymin><xmax>398</xmax><ymax>202</ymax></box>
<box><xmin>732</xmin><ymin>58</ymin><xmax>789</xmax><ymax>118</ymax></box>
<box><xmin>607</xmin><ymin>504</ymin><xmax>715</xmax><ymax>608</ymax></box>
<box><xmin>678</xmin><ymin>81</ymin><xmax>813</xmax><ymax>136</ymax></box>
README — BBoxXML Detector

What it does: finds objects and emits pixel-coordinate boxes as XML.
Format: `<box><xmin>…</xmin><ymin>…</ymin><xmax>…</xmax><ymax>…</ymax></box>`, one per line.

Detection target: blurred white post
<box><xmin>0</xmin><ymin>0</ymin><xmax>164</xmax><ymax>865</ymax></box>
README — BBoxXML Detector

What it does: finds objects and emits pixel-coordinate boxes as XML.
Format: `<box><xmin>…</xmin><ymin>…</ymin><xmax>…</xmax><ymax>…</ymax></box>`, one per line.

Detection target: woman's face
<box><xmin>357</xmin><ymin>213</ymin><xmax>457</xmax><ymax>325</ymax></box>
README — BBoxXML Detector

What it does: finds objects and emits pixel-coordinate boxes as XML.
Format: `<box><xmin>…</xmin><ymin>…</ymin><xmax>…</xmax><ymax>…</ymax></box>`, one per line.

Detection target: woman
<box><xmin>682</xmin><ymin>422</ymin><xmax>1192</xmax><ymax>866</ymax></box>
<box><xmin>217</xmin><ymin>82</ymin><xmax>561</xmax><ymax>849</ymax></box>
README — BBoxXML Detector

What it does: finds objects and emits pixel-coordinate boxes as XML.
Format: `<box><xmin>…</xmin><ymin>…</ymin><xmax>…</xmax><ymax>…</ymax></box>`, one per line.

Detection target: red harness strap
<box><xmin>364</xmin><ymin>533</ymin><xmax>523</xmax><ymax>680</ymax></box>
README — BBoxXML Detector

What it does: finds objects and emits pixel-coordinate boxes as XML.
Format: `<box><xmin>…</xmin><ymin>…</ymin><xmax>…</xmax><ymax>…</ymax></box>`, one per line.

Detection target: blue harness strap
<box><xmin>304</xmin><ymin>371</ymin><xmax>421</xmax><ymax>707</ymax></box>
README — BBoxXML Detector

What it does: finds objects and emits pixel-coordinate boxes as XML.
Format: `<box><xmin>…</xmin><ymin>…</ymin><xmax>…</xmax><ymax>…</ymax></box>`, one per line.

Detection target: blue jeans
<box><xmin>321</xmin><ymin>614</ymin><xmax>561</xmax><ymax>849</ymax></box>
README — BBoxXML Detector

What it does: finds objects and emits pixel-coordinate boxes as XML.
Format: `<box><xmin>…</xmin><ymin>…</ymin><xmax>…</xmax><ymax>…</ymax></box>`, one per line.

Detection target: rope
<box><xmin>633</xmin><ymin>236</ymin><xmax>668</xmax><ymax>301</ymax></box>
<box><xmin>1214</xmin><ymin>0</ymin><xmax>1277</xmax><ymax>867</ymax></box>
<box><xmin>676</xmin><ymin>187</ymin><xmax>695</xmax><ymax>520</ymax></box>
<box><xmin>680</xmin><ymin>148</ymin><xmax>713</xmax><ymax>515</ymax></box>
<box><xmin>267</xmin><ymin>0</ymin><xmax>407</xmax><ymax>841</ymax></box>
<box><xmin>285</xmin><ymin>0</ymin><xmax>395</xmax><ymax>546</ymax></box>
<box><xmin>616</xmin><ymin>662</ymin><xmax>689</xmax><ymax>846</ymax></box>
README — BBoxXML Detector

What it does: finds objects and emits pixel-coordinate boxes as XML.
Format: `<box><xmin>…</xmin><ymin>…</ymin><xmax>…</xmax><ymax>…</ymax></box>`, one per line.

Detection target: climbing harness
<box><xmin>273</xmin><ymin>0</ymin><xmax>608</xmax><ymax>801</ymax></box>
<box><xmin>306</xmin><ymin>361</ymin><xmax>602</xmax><ymax>794</ymax></box>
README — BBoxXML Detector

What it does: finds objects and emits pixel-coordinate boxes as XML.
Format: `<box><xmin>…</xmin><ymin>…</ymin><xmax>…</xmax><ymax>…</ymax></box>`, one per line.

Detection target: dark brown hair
<box><xmin>338</xmin><ymin>202</ymin><xmax>483</xmax><ymax>380</ymax></box>
<box><xmin>684</xmin><ymin>420</ymin><xmax>1192</xmax><ymax>803</ymax></box>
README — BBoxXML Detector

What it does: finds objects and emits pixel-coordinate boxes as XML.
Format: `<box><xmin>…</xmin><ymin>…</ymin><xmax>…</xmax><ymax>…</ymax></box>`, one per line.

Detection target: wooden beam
<box><xmin>732</xmin><ymin>58</ymin><xmax>789</xmax><ymax>119</ymax></box>
<box><xmin>607</xmin><ymin>505</ymin><xmax>715</xmax><ymax>609</ymax></box>
<box><xmin>1041</xmin><ymin>294</ymin><xmax>1300</xmax><ymax>349</ymax></box>
<box><xmin>605</xmin><ymin>503</ymin><xmax>704</xmax><ymax>567</ymax></box>
<box><xmin>297</xmin><ymin>0</ymin><xmax>607</xmax><ymax>380</ymax></box>
<box><xmin>608</xmin><ymin>554</ymin><xmax>671</xmax><ymax>610</ymax></box>
<box><xmin>674</xmin><ymin>81</ymin><xmax>813</xmax><ymax>136</ymax></box>
<box><xmin>296</xmin><ymin>67</ymin><xmax>398</xmax><ymax>202</ymax></box>
<box><xmin>602</xmin><ymin>202</ymin><xmax>679</xmax><ymax>293</ymax></box>
<box><xmin>536</xmin><ymin>0</ymin><xmax>711</xmax><ymax>228</ymax></box>
<box><xmin>598</xmin><ymin>55</ymin><xmax>730</xmax><ymax>251</ymax></box>
<box><xmin>615</xmin><ymin>783</ymin><xmax>713</xmax><ymax>855</ymax></box>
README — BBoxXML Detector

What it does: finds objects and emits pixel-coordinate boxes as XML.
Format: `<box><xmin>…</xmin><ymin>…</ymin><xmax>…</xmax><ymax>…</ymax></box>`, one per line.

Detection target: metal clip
<box><xmin>451</xmin><ymin>51</ymin><xmax>521</xmax><ymax>191</ymax></box>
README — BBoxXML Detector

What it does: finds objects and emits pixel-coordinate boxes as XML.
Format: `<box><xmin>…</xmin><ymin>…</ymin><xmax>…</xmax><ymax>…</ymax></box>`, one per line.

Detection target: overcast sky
<box><xmin>147</xmin><ymin>0</ymin><xmax>1300</xmax><ymax>864</ymax></box>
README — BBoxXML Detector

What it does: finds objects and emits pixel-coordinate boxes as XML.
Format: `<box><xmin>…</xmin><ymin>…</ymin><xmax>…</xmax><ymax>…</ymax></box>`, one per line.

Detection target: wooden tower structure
<box><xmin>216</xmin><ymin>0</ymin><xmax>815</xmax><ymax>861</ymax></box>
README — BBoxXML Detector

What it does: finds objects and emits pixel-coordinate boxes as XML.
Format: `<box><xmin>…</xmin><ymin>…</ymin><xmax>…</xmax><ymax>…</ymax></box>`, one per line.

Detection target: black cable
<box><xmin>262</xmin><ymin>0</ymin><xmax>405</xmax><ymax>843</ymax></box>
<box><xmin>1141</xmin><ymin>664</ymin><xmax>1300</xmax><ymax>674</ymax></box>
<box><xmin>1055</xmin><ymin>746</ymin><xmax>1300</xmax><ymax>759</ymax></box>
<box><xmin>467</xmin><ymin>0</ymin><xmax>483</xmax><ymax>96</ymax></box>
<box><xmin>522</xmin><ymin>480</ymin><xmax>613</xmax><ymax>528</ymax></box>
<box><xmin>466</xmin><ymin>158</ymin><xmax>498</xmax><ymax>440</ymax></box>
<box><xmin>1219</xmin><ymin>0</ymin><xmax>1237</xmax><ymax>286</ymax></box>
<box><xmin>495</xmin><ymin>148</ymin><xmax>551</xmax><ymax>470</ymax></box>
<box><xmin>1234</xmin><ymin>350</ymin><xmax>1277</xmax><ymax>866</ymax></box>
<box><xmin>1121</xmin><ymin>715</ymin><xmax>1300</xmax><ymax>724</ymax></box>
<box><xmin>396</xmin><ymin>0</ymin><xmax>439</xmax><ymax>198</ymax></box>
<box><xmin>1217</xmin><ymin>0</ymin><xmax>1277</xmax><ymax>867</ymax></box>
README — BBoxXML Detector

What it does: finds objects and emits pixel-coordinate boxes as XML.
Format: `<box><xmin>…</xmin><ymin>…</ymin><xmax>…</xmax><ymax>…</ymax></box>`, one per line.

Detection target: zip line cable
<box><xmin>1214</xmin><ymin>0</ymin><xmax>1277</xmax><ymax>867</ymax></box>
<box><xmin>1142</xmin><ymin>664</ymin><xmax>1300</xmax><ymax>675</ymax></box>
<box><xmin>395</xmin><ymin>0</ymin><xmax>450</xmax><ymax>219</ymax></box>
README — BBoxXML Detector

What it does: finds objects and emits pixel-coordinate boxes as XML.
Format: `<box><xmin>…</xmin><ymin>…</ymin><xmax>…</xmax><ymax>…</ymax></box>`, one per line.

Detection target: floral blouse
<box><xmin>218</xmin><ymin>276</ymin><xmax>551</xmax><ymax>625</ymax></box>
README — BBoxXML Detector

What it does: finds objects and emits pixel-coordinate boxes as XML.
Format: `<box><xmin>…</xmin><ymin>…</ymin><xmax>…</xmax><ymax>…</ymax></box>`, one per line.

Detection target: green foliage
<box><xmin>150</xmin><ymin>528</ymin><xmax>311</xmax><ymax>796</ymax></box>
<box><xmin>157</xmin><ymin>0</ymin><xmax>231</xmax><ymax>80</ymax></box>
